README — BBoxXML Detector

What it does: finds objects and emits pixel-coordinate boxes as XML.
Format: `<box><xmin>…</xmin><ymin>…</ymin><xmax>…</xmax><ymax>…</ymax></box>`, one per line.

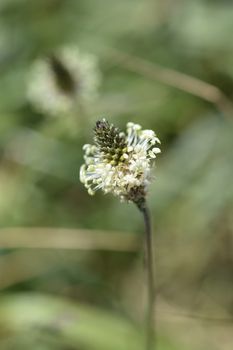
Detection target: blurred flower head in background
<box><xmin>80</xmin><ymin>119</ymin><xmax>161</xmax><ymax>203</ymax></box>
<box><xmin>27</xmin><ymin>46</ymin><xmax>101</xmax><ymax>116</ymax></box>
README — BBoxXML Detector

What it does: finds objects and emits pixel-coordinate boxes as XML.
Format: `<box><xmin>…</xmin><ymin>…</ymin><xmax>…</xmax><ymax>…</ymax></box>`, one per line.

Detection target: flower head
<box><xmin>27</xmin><ymin>46</ymin><xmax>101</xmax><ymax>116</ymax></box>
<box><xmin>80</xmin><ymin>119</ymin><xmax>161</xmax><ymax>205</ymax></box>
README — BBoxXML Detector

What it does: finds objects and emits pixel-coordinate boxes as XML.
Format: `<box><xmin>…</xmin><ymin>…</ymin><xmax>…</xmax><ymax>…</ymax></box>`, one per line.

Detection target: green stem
<box><xmin>137</xmin><ymin>200</ymin><xmax>155</xmax><ymax>350</ymax></box>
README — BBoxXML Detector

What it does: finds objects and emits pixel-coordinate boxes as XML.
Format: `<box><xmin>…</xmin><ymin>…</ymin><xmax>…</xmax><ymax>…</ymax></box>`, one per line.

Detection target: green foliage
<box><xmin>0</xmin><ymin>293</ymin><xmax>181</xmax><ymax>350</ymax></box>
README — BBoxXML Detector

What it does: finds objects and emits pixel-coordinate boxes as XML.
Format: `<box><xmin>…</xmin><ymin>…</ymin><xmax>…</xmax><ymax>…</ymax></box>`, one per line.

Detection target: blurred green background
<box><xmin>0</xmin><ymin>0</ymin><xmax>233</xmax><ymax>349</ymax></box>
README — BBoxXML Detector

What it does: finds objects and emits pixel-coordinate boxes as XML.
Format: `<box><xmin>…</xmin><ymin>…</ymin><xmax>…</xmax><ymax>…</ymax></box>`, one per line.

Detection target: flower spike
<box><xmin>80</xmin><ymin>119</ymin><xmax>161</xmax><ymax>205</ymax></box>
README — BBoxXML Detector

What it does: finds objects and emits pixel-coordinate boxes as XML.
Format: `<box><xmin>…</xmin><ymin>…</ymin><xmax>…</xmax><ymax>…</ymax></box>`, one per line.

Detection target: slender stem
<box><xmin>137</xmin><ymin>201</ymin><xmax>155</xmax><ymax>350</ymax></box>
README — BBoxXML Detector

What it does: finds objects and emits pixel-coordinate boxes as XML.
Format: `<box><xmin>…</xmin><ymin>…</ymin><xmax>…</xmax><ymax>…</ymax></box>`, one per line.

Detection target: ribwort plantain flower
<box><xmin>80</xmin><ymin>119</ymin><xmax>161</xmax><ymax>206</ymax></box>
<box><xmin>80</xmin><ymin>118</ymin><xmax>161</xmax><ymax>349</ymax></box>
<box><xmin>27</xmin><ymin>46</ymin><xmax>101</xmax><ymax>116</ymax></box>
